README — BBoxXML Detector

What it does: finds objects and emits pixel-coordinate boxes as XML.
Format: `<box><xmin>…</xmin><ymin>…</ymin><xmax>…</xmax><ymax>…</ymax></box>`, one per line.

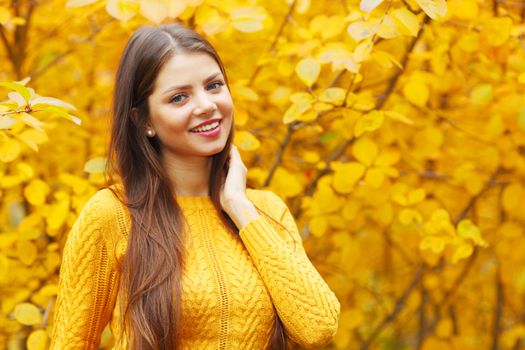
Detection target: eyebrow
<box><xmin>162</xmin><ymin>72</ymin><xmax>224</xmax><ymax>95</ymax></box>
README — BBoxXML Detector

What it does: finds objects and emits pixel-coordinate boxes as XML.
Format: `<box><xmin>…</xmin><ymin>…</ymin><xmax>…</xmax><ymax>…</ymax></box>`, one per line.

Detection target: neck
<box><xmin>161</xmin><ymin>153</ymin><xmax>211</xmax><ymax>197</ymax></box>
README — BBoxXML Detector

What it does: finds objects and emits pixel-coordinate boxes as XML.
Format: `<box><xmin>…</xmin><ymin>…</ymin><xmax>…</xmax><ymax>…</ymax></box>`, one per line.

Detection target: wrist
<box><xmin>223</xmin><ymin>197</ymin><xmax>259</xmax><ymax>230</ymax></box>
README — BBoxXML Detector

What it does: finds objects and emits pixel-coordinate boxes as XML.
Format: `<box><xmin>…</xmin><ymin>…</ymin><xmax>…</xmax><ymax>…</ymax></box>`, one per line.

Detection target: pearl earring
<box><xmin>146</xmin><ymin>129</ymin><xmax>155</xmax><ymax>137</ymax></box>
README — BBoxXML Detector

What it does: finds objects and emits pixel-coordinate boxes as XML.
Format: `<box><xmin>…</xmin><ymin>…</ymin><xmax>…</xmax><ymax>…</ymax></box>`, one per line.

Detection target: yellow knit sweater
<box><xmin>50</xmin><ymin>188</ymin><xmax>340</xmax><ymax>349</ymax></box>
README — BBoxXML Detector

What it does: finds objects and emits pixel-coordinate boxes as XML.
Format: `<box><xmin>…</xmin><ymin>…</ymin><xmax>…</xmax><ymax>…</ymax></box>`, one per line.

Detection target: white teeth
<box><xmin>191</xmin><ymin>121</ymin><xmax>219</xmax><ymax>133</ymax></box>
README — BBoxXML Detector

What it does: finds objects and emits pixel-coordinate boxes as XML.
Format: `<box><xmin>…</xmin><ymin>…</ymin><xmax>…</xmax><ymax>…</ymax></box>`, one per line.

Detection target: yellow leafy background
<box><xmin>1</xmin><ymin>0</ymin><xmax>525</xmax><ymax>349</ymax></box>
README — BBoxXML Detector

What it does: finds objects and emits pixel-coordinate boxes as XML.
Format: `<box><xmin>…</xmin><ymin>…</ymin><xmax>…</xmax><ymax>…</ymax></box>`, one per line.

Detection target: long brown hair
<box><xmin>107</xmin><ymin>24</ymin><xmax>288</xmax><ymax>349</ymax></box>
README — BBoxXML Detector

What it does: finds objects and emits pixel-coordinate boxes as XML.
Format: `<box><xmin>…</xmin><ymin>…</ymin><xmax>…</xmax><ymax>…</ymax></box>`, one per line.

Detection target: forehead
<box><xmin>154</xmin><ymin>52</ymin><xmax>222</xmax><ymax>89</ymax></box>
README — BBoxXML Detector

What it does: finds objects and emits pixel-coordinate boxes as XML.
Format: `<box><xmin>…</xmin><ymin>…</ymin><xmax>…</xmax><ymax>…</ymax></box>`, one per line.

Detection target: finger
<box><xmin>230</xmin><ymin>145</ymin><xmax>242</xmax><ymax>161</ymax></box>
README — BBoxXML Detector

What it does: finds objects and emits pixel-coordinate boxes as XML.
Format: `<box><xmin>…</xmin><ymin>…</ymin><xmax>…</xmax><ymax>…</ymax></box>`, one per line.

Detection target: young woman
<box><xmin>50</xmin><ymin>24</ymin><xmax>340</xmax><ymax>350</ymax></box>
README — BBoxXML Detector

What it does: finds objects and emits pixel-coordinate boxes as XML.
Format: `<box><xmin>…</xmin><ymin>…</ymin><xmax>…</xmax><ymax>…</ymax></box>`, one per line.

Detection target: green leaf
<box><xmin>35</xmin><ymin>106</ymin><xmax>81</xmax><ymax>125</ymax></box>
<box><xmin>0</xmin><ymin>82</ymin><xmax>31</xmax><ymax>102</ymax></box>
<box><xmin>84</xmin><ymin>157</ymin><xmax>107</xmax><ymax>173</ymax></box>
<box><xmin>320</xmin><ymin>131</ymin><xmax>339</xmax><ymax>144</ymax></box>
<box><xmin>31</xmin><ymin>97</ymin><xmax>77</xmax><ymax>110</ymax></box>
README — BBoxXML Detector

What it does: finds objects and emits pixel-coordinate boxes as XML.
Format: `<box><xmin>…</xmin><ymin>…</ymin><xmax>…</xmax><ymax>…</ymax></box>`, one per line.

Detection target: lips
<box><xmin>190</xmin><ymin>118</ymin><xmax>221</xmax><ymax>132</ymax></box>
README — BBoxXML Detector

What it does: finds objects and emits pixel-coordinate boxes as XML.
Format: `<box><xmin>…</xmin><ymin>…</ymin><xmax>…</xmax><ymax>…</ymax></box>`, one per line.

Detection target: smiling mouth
<box><xmin>189</xmin><ymin>120</ymin><xmax>220</xmax><ymax>133</ymax></box>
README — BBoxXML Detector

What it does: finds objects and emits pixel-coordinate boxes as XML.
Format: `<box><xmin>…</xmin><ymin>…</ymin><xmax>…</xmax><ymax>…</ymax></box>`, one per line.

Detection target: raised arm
<box><xmin>237</xmin><ymin>190</ymin><xmax>341</xmax><ymax>349</ymax></box>
<box><xmin>50</xmin><ymin>189</ymin><xmax>122</xmax><ymax>350</ymax></box>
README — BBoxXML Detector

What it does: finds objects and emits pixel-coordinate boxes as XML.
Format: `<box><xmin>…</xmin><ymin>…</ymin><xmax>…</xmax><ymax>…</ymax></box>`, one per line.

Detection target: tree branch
<box><xmin>491</xmin><ymin>271</ymin><xmax>503</xmax><ymax>350</ymax></box>
<box><xmin>248</xmin><ymin>0</ymin><xmax>297</xmax><ymax>85</ymax></box>
<box><xmin>359</xmin><ymin>265</ymin><xmax>424</xmax><ymax>350</ymax></box>
<box><xmin>294</xmin><ymin>19</ymin><xmax>429</xmax><ymax>220</ymax></box>
<box><xmin>262</xmin><ymin>123</ymin><xmax>294</xmax><ymax>186</ymax></box>
<box><xmin>29</xmin><ymin>18</ymin><xmax>113</xmax><ymax>81</ymax></box>
<box><xmin>416</xmin><ymin>284</ymin><xmax>428</xmax><ymax>349</ymax></box>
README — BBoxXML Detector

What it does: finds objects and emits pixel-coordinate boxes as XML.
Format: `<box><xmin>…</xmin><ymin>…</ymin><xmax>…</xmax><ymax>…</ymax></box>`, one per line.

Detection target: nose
<box><xmin>193</xmin><ymin>91</ymin><xmax>217</xmax><ymax>116</ymax></box>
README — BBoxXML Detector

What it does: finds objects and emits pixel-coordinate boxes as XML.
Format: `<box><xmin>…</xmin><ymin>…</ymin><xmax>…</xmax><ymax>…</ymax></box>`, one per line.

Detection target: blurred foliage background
<box><xmin>1</xmin><ymin>0</ymin><xmax>525</xmax><ymax>349</ymax></box>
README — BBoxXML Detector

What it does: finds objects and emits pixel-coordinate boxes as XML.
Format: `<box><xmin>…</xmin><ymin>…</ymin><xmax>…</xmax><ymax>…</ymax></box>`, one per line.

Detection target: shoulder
<box><xmin>74</xmin><ymin>187</ymin><xmax>128</xmax><ymax>233</ymax></box>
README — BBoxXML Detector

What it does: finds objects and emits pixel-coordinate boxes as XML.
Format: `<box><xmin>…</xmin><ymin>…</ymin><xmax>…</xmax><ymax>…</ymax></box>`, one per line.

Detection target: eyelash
<box><xmin>169</xmin><ymin>81</ymin><xmax>224</xmax><ymax>104</ymax></box>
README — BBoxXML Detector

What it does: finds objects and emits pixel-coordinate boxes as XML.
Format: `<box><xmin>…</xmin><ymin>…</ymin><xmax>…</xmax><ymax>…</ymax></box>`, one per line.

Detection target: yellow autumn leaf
<box><xmin>269</xmin><ymin>167</ymin><xmax>303</xmax><ymax>198</ymax></box>
<box><xmin>332</xmin><ymin>162</ymin><xmax>366</xmax><ymax>194</ymax></box>
<box><xmin>66</xmin><ymin>0</ymin><xmax>98</xmax><ymax>7</ymax></box>
<box><xmin>384</xmin><ymin>110</ymin><xmax>413</xmax><ymax>125</ymax></box>
<box><xmin>435</xmin><ymin>318</ymin><xmax>453</xmax><ymax>338</ymax></box>
<box><xmin>309</xmin><ymin>216</ymin><xmax>329</xmax><ymax>237</ymax></box>
<box><xmin>18</xmin><ymin>129</ymin><xmax>49</xmax><ymax>151</ymax></box>
<box><xmin>470</xmin><ymin>84</ymin><xmax>493</xmax><ymax>105</ymax></box>
<box><xmin>502</xmin><ymin>183</ymin><xmax>522</xmax><ymax>211</ymax></box>
<box><xmin>340</xmin><ymin>308</ymin><xmax>365</xmax><ymax>330</ymax></box>
<box><xmin>235</xmin><ymin>131</ymin><xmax>261</xmax><ymax>151</ymax></box>
<box><xmin>365</xmin><ymin>168</ymin><xmax>384</xmax><ymax>188</ymax></box>
<box><xmin>0</xmin><ymin>138</ymin><xmax>21</xmax><ymax>162</ymax></box>
<box><xmin>448</xmin><ymin>0</ymin><xmax>478</xmax><ymax>20</ymax></box>
<box><xmin>419</xmin><ymin>235</ymin><xmax>446</xmax><ymax>254</ymax></box>
<box><xmin>407</xmin><ymin>188</ymin><xmax>426</xmax><ymax>205</ymax></box>
<box><xmin>378</xmin><ymin>15</ymin><xmax>402</xmax><ymax>39</ymax></box>
<box><xmin>84</xmin><ymin>157</ymin><xmax>107</xmax><ymax>174</ymax></box>
<box><xmin>16</xmin><ymin>240</ymin><xmax>38</xmax><ymax>265</ymax></box>
<box><xmin>403</xmin><ymin>79</ymin><xmax>429</xmax><ymax>107</ymax></box>
<box><xmin>353</xmin><ymin>40</ymin><xmax>373</xmax><ymax>63</ymax></box>
<box><xmin>483</xmin><ymin>17</ymin><xmax>513</xmax><ymax>46</ymax></box>
<box><xmin>310</xmin><ymin>15</ymin><xmax>346</xmax><ymax>40</ymax></box>
<box><xmin>14</xmin><ymin>302</ymin><xmax>42</xmax><ymax>326</ymax></box>
<box><xmin>374</xmin><ymin>149</ymin><xmax>400</xmax><ymax>167</ymax></box>
<box><xmin>27</xmin><ymin>329</ymin><xmax>48</xmax><ymax>350</ymax></box>
<box><xmin>196</xmin><ymin>7</ymin><xmax>228</xmax><ymax>35</ymax></box>
<box><xmin>359</xmin><ymin>0</ymin><xmax>383</xmax><ymax>13</ymax></box>
<box><xmin>347</xmin><ymin>21</ymin><xmax>378</xmax><ymax>42</ymax></box>
<box><xmin>140</xmin><ymin>0</ymin><xmax>169</xmax><ymax>23</ymax></box>
<box><xmin>371</xmin><ymin>50</ymin><xmax>403</xmax><ymax>69</ymax></box>
<box><xmin>105</xmin><ymin>0</ymin><xmax>139</xmax><ymax>21</ymax></box>
<box><xmin>457</xmin><ymin>219</ymin><xmax>488</xmax><ymax>247</ymax></box>
<box><xmin>398</xmin><ymin>208</ymin><xmax>423</xmax><ymax>225</ymax></box>
<box><xmin>24</xmin><ymin>179</ymin><xmax>50</xmax><ymax>206</ymax></box>
<box><xmin>451</xmin><ymin>241</ymin><xmax>474</xmax><ymax>263</ymax></box>
<box><xmin>319</xmin><ymin>87</ymin><xmax>346</xmax><ymax>105</ymax></box>
<box><xmin>283</xmin><ymin>100</ymin><xmax>312</xmax><ymax>124</ymax></box>
<box><xmin>352</xmin><ymin>137</ymin><xmax>378</xmax><ymax>166</ymax></box>
<box><xmin>230</xmin><ymin>6</ymin><xmax>267</xmax><ymax>32</ymax></box>
<box><xmin>342</xmin><ymin>200</ymin><xmax>360</xmax><ymax>220</ymax></box>
<box><xmin>416</xmin><ymin>0</ymin><xmax>447</xmax><ymax>20</ymax></box>
<box><xmin>295</xmin><ymin>57</ymin><xmax>321</xmax><ymax>87</ymax></box>
<box><xmin>391</xmin><ymin>7</ymin><xmax>420</xmax><ymax>37</ymax></box>
<box><xmin>0</xmin><ymin>6</ymin><xmax>10</xmax><ymax>25</ymax></box>
<box><xmin>354</xmin><ymin>110</ymin><xmax>384</xmax><ymax>137</ymax></box>
<box><xmin>46</xmin><ymin>197</ymin><xmax>71</xmax><ymax>233</ymax></box>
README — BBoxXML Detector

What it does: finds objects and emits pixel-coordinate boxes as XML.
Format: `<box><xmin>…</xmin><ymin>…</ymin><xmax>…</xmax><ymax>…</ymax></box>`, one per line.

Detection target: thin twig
<box><xmin>491</xmin><ymin>271</ymin><xmax>503</xmax><ymax>350</ymax></box>
<box><xmin>359</xmin><ymin>265</ymin><xmax>424</xmax><ymax>350</ymax></box>
<box><xmin>262</xmin><ymin>124</ymin><xmax>294</xmax><ymax>186</ymax></box>
<box><xmin>454</xmin><ymin>168</ymin><xmax>501</xmax><ymax>225</ymax></box>
<box><xmin>29</xmin><ymin>18</ymin><xmax>113</xmax><ymax>81</ymax></box>
<box><xmin>248</xmin><ymin>0</ymin><xmax>297</xmax><ymax>85</ymax></box>
<box><xmin>416</xmin><ymin>284</ymin><xmax>428</xmax><ymax>349</ymax></box>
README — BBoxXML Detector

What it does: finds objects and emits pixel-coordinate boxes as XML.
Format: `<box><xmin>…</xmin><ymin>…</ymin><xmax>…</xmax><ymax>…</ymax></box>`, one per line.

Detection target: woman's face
<box><xmin>146</xmin><ymin>52</ymin><xmax>233</xmax><ymax>161</ymax></box>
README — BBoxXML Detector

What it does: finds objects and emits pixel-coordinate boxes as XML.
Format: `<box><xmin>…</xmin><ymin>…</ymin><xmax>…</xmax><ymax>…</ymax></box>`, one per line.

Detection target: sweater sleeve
<box><xmin>50</xmin><ymin>189</ymin><xmax>122</xmax><ymax>350</ymax></box>
<box><xmin>239</xmin><ymin>191</ymin><xmax>341</xmax><ymax>349</ymax></box>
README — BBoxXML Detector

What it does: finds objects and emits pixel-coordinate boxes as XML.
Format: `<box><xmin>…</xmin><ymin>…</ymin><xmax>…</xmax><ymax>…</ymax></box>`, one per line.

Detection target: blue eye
<box><xmin>208</xmin><ymin>81</ymin><xmax>224</xmax><ymax>90</ymax></box>
<box><xmin>170</xmin><ymin>94</ymin><xmax>186</xmax><ymax>103</ymax></box>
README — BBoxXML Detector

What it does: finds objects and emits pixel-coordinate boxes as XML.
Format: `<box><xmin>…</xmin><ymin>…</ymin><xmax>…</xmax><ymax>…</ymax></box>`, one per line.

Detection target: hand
<box><xmin>220</xmin><ymin>145</ymin><xmax>259</xmax><ymax>229</ymax></box>
<box><xmin>220</xmin><ymin>145</ymin><xmax>248</xmax><ymax>207</ymax></box>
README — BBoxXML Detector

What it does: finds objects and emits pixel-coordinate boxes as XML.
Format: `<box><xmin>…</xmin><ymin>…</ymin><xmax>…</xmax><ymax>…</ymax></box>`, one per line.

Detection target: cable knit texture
<box><xmin>50</xmin><ymin>188</ymin><xmax>340</xmax><ymax>349</ymax></box>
